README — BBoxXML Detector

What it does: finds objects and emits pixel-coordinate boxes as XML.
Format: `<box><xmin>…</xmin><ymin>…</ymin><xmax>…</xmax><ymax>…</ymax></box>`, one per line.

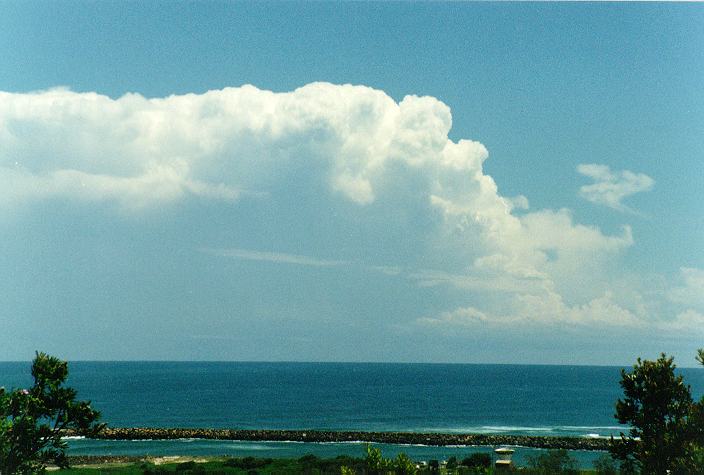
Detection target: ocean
<box><xmin>2</xmin><ymin>361</ymin><xmax>703</xmax><ymax>468</ymax></box>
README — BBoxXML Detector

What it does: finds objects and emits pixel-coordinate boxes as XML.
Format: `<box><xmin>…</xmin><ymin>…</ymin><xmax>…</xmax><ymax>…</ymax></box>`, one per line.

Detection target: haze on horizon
<box><xmin>1</xmin><ymin>2</ymin><xmax>702</xmax><ymax>366</ymax></box>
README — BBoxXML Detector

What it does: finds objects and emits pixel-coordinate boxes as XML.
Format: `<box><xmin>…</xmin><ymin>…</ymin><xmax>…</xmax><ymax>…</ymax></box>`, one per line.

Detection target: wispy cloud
<box><xmin>407</xmin><ymin>268</ymin><xmax>550</xmax><ymax>294</ymax></box>
<box><xmin>417</xmin><ymin>307</ymin><xmax>490</xmax><ymax>327</ymax></box>
<box><xmin>370</xmin><ymin>265</ymin><xmax>403</xmax><ymax>276</ymax></box>
<box><xmin>577</xmin><ymin>164</ymin><xmax>654</xmax><ymax>213</ymax></box>
<box><xmin>201</xmin><ymin>247</ymin><xmax>348</xmax><ymax>267</ymax></box>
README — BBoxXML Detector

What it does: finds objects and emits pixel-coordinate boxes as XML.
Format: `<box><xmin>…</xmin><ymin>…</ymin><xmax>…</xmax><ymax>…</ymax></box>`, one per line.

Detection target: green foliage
<box><xmin>393</xmin><ymin>452</ymin><xmax>417</xmax><ymax>475</ymax></box>
<box><xmin>58</xmin><ymin>458</ymin><xmax>362</xmax><ymax>474</ymax></box>
<box><xmin>365</xmin><ymin>444</ymin><xmax>385</xmax><ymax>473</ymax></box>
<box><xmin>525</xmin><ymin>449</ymin><xmax>578</xmax><ymax>475</ymax></box>
<box><xmin>364</xmin><ymin>444</ymin><xmax>392</xmax><ymax>474</ymax></box>
<box><xmin>461</xmin><ymin>453</ymin><xmax>491</xmax><ymax>469</ymax></box>
<box><xmin>670</xmin><ymin>350</ymin><xmax>704</xmax><ymax>474</ymax></box>
<box><xmin>223</xmin><ymin>456</ymin><xmax>273</xmax><ymax>469</ymax></box>
<box><xmin>298</xmin><ymin>453</ymin><xmax>320</xmax><ymax>463</ymax></box>
<box><xmin>323</xmin><ymin>455</ymin><xmax>364</xmax><ymax>473</ymax></box>
<box><xmin>610</xmin><ymin>352</ymin><xmax>699</xmax><ymax>474</ymax></box>
<box><xmin>446</xmin><ymin>456</ymin><xmax>458</xmax><ymax>470</ymax></box>
<box><xmin>363</xmin><ymin>445</ymin><xmax>418</xmax><ymax>474</ymax></box>
<box><xmin>592</xmin><ymin>454</ymin><xmax>617</xmax><ymax>475</ymax></box>
<box><xmin>0</xmin><ymin>352</ymin><xmax>103</xmax><ymax>474</ymax></box>
<box><xmin>174</xmin><ymin>460</ymin><xmax>205</xmax><ymax>474</ymax></box>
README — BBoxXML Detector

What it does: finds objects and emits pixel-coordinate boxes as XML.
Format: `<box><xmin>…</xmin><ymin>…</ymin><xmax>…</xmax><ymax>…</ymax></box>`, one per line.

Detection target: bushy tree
<box><xmin>393</xmin><ymin>452</ymin><xmax>417</xmax><ymax>475</ymax></box>
<box><xmin>446</xmin><ymin>455</ymin><xmax>458</xmax><ymax>469</ymax></box>
<box><xmin>593</xmin><ymin>454</ymin><xmax>618</xmax><ymax>475</ymax></box>
<box><xmin>0</xmin><ymin>352</ymin><xmax>103</xmax><ymax>473</ymax></box>
<box><xmin>461</xmin><ymin>452</ymin><xmax>491</xmax><ymax>469</ymax></box>
<box><xmin>364</xmin><ymin>445</ymin><xmax>417</xmax><ymax>475</ymax></box>
<box><xmin>610</xmin><ymin>351</ymin><xmax>703</xmax><ymax>474</ymax></box>
<box><xmin>525</xmin><ymin>449</ymin><xmax>579</xmax><ymax>474</ymax></box>
<box><xmin>365</xmin><ymin>444</ymin><xmax>388</xmax><ymax>473</ymax></box>
<box><xmin>671</xmin><ymin>349</ymin><xmax>704</xmax><ymax>473</ymax></box>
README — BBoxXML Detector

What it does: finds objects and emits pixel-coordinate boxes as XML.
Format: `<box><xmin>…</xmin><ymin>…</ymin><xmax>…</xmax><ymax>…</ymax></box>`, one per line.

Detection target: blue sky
<box><xmin>1</xmin><ymin>2</ymin><xmax>702</xmax><ymax>365</ymax></box>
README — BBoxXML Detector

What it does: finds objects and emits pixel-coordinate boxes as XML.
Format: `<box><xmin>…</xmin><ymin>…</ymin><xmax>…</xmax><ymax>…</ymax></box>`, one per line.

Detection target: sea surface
<box><xmin>2</xmin><ymin>362</ymin><xmax>703</xmax><ymax>468</ymax></box>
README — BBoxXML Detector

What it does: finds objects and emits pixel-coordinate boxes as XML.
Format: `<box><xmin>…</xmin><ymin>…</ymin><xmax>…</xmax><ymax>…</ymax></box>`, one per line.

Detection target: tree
<box><xmin>593</xmin><ymin>454</ymin><xmax>618</xmax><ymax>475</ymax></box>
<box><xmin>525</xmin><ymin>449</ymin><xmax>579</xmax><ymax>474</ymax></box>
<box><xmin>364</xmin><ymin>445</ymin><xmax>417</xmax><ymax>475</ymax></box>
<box><xmin>461</xmin><ymin>452</ymin><xmax>491</xmax><ymax>470</ymax></box>
<box><xmin>0</xmin><ymin>352</ymin><xmax>103</xmax><ymax>473</ymax></box>
<box><xmin>610</xmin><ymin>352</ymin><xmax>698</xmax><ymax>474</ymax></box>
<box><xmin>446</xmin><ymin>455</ymin><xmax>458</xmax><ymax>470</ymax></box>
<box><xmin>672</xmin><ymin>349</ymin><xmax>704</xmax><ymax>473</ymax></box>
<box><xmin>393</xmin><ymin>452</ymin><xmax>417</xmax><ymax>475</ymax></box>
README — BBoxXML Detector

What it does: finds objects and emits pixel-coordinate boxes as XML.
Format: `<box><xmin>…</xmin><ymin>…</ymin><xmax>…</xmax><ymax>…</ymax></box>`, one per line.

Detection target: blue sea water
<box><xmin>2</xmin><ymin>362</ymin><xmax>703</xmax><ymax>468</ymax></box>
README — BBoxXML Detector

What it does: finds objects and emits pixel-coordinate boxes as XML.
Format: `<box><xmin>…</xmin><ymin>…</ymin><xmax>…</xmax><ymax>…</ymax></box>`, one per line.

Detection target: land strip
<box><xmin>81</xmin><ymin>427</ymin><xmax>611</xmax><ymax>451</ymax></box>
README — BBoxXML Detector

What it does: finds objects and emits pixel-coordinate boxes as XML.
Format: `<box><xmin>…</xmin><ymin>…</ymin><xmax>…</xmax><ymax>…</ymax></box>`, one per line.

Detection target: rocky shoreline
<box><xmin>84</xmin><ymin>427</ymin><xmax>612</xmax><ymax>451</ymax></box>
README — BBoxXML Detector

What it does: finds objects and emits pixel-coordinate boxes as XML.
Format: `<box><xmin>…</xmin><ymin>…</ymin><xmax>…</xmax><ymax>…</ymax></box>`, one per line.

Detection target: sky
<box><xmin>1</xmin><ymin>2</ymin><xmax>703</xmax><ymax>365</ymax></box>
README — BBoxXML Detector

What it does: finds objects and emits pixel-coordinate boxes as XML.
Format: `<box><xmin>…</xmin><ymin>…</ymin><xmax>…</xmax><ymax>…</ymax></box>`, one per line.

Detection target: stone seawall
<box><xmin>86</xmin><ymin>427</ymin><xmax>611</xmax><ymax>451</ymax></box>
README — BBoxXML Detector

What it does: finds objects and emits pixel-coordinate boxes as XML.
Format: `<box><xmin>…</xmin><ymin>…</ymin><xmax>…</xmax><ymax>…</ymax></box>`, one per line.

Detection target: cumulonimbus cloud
<box><xmin>1</xmin><ymin>83</ymin><xmax>644</xmax><ymax>328</ymax></box>
<box><xmin>577</xmin><ymin>163</ymin><xmax>654</xmax><ymax>213</ymax></box>
<box><xmin>0</xmin><ymin>83</ymin><xmax>490</xmax><ymax>210</ymax></box>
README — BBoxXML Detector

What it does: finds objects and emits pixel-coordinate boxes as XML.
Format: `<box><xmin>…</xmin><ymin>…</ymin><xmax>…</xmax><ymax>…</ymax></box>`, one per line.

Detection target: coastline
<box><xmin>83</xmin><ymin>427</ymin><xmax>612</xmax><ymax>451</ymax></box>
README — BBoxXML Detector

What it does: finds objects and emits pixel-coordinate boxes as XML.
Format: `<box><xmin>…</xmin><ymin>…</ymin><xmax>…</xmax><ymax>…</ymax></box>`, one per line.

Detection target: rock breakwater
<box><xmin>88</xmin><ymin>427</ymin><xmax>611</xmax><ymax>451</ymax></box>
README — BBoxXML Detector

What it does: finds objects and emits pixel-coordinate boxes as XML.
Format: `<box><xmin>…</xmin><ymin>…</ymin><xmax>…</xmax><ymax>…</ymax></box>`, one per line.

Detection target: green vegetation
<box><xmin>610</xmin><ymin>350</ymin><xmax>704</xmax><ymax>474</ymax></box>
<box><xmin>57</xmin><ymin>456</ymin><xmax>365</xmax><ymax>474</ymax></box>
<box><xmin>362</xmin><ymin>444</ymin><xmax>417</xmax><ymax>474</ymax></box>
<box><xmin>53</xmin><ymin>453</ymin><xmax>607</xmax><ymax>474</ymax></box>
<box><xmin>0</xmin><ymin>352</ymin><xmax>103</xmax><ymax>474</ymax></box>
<box><xmin>461</xmin><ymin>453</ymin><xmax>491</xmax><ymax>472</ymax></box>
<box><xmin>524</xmin><ymin>449</ymin><xmax>579</xmax><ymax>474</ymax></box>
<box><xmin>592</xmin><ymin>455</ymin><xmax>617</xmax><ymax>475</ymax></box>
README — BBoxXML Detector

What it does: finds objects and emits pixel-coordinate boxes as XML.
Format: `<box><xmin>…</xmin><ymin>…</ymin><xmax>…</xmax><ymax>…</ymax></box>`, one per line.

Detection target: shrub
<box><xmin>362</xmin><ymin>445</ymin><xmax>417</xmax><ymax>474</ymax></box>
<box><xmin>428</xmin><ymin>459</ymin><xmax>439</xmax><ymax>471</ymax></box>
<box><xmin>299</xmin><ymin>453</ymin><xmax>321</xmax><ymax>465</ymax></box>
<box><xmin>461</xmin><ymin>452</ymin><xmax>491</xmax><ymax>469</ymax></box>
<box><xmin>175</xmin><ymin>460</ymin><xmax>205</xmax><ymax>474</ymax></box>
<box><xmin>327</xmin><ymin>455</ymin><xmax>364</xmax><ymax>473</ymax></box>
<box><xmin>223</xmin><ymin>456</ymin><xmax>273</xmax><ymax>469</ymax></box>
<box><xmin>525</xmin><ymin>449</ymin><xmax>579</xmax><ymax>475</ymax></box>
<box><xmin>365</xmin><ymin>444</ymin><xmax>394</xmax><ymax>473</ymax></box>
<box><xmin>394</xmin><ymin>452</ymin><xmax>417</xmax><ymax>475</ymax></box>
<box><xmin>593</xmin><ymin>454</ymin><xmax>618</xmax><ymax>475</ymax></box>
<box><xmin>446</xmin><ymin>455</ymin><xmax>458</xmax><ymax>469</ymax></box>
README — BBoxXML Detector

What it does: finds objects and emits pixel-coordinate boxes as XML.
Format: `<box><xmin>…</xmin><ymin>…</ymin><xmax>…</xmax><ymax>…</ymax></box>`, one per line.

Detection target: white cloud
<box><xmin>577</xmin><ymin>163</ymin><xmax>654</xmax><ymax>213</ymax></box>
<box><xmin>0</xmin><ymin>84</ymin><xmax>489</xmax><ymax>211</ymax></box>
<box><xmin>668</xmin><ymin>267</ymin><xmax>704</xmax><ymax>311</ymax></box>
<box><xmin>668</xmin><ymin>309</ymin><xmax>704</xmax><ymax>333</ymax></box>
<box><xmin>2</xmin><ymin>83</ymin><xmax>653</xmax><ymax>331</ymax></box>
<box><xmin>417</xmin><ymin>307</ymin><xmax>489</xmax><ymax>327</ymax></box>
<box><xmin>417</xmin><ymin>290</ymin><xmax>643</xmax><ymax>330</ymax></box>
<box><xmin>371</xmin><ymin>265</ymin><xmax>403</xmax><ymax>276</ymax></box>
<box><xmin>201</xmin><ymin>248</ymin><xmax>348</xmax><ymax>267</ymax></box>
<box><xmin>521</xmin><ymin>209</ymin><xmax>633</xmax><ymax>252</ymax></box>
<box><xmin>408</xmin><ymin>268</ymin><xmax>550</xmax><ymax>294</ymax></box>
